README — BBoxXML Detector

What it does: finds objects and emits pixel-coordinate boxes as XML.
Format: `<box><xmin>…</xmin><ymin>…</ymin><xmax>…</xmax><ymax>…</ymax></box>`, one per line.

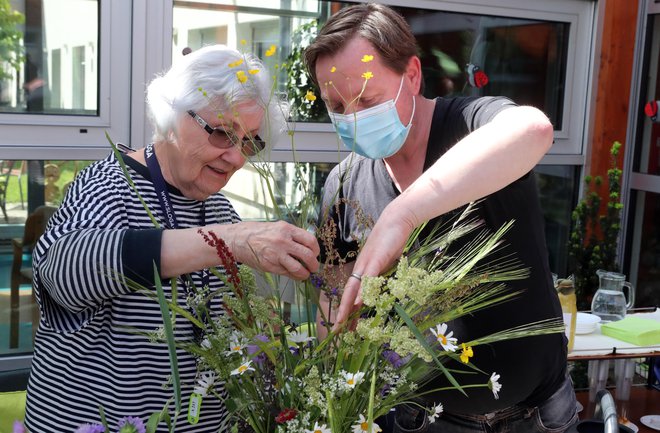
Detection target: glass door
<box><xmin>624</xmin><ymin>9</ymin><xmax>660</xmax><ymax>309</ymax></box>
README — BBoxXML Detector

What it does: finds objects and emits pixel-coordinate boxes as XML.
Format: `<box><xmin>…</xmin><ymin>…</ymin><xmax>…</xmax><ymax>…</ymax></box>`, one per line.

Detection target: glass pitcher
<box><xmin>590</xmin><ymin>270</ymin><xmax>636</xmax><ymax>322</ymax></box>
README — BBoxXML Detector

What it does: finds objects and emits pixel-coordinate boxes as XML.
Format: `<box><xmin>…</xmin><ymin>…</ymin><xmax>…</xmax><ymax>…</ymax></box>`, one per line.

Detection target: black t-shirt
<box><xmin>319</xmin><ymin>96</ymin><xmax>567</xmax><ymax>414</ymax></box>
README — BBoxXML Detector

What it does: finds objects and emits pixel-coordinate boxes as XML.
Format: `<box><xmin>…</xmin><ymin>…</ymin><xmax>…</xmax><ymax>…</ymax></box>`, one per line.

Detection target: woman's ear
<box><xmin>405</xmin><ymin>55</ymin><xmax>423</xmax><ymax>95</ymax></box>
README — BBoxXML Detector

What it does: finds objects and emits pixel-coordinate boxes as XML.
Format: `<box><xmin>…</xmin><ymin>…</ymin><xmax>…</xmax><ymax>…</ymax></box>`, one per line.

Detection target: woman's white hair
<box><xmin>146</xmin><ymin>44</ymin><xmax>285</xmax><ymax>143</ymax></box>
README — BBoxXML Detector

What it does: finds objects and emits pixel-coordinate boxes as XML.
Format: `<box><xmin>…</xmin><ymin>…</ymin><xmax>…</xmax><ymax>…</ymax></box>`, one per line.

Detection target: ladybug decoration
<box><xmin>644</xmin><ymin>100</ymin><xmax>659</xmax><ymax>122</ymax></box>
<box><xmin>467</xmin><ymin>63</ymin><xmax>489</xmax><ymax>88</ymax></box>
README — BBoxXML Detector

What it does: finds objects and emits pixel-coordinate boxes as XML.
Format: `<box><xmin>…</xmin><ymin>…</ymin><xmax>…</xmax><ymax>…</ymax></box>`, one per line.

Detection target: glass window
<box><xmin>392</xmin><ymin>8</ymin><xmax>569</xmax><ymax>129</ymax></box>
<box><xmin>535</xmin><ymin>165</ymin><xmax>580</xmax><ymax>278</ymax></box>
<box><xmin>224</xmin><ymin>161</ymin><xmax>334</xmax><ymax>225</ymax></box>
<box><xmin>628</xmin><ymin>190</ymin><xmax>660</xmax><ymax>308</ymax></box>
<box><xmin>0</xmin><ymin>0</ymin><xmax>99</xmax><ymax>115</ymax></box>
<box><xmin>0</xmin><ymin>159</ymin><xmax>93</xmax><ymax>356</ymax></box>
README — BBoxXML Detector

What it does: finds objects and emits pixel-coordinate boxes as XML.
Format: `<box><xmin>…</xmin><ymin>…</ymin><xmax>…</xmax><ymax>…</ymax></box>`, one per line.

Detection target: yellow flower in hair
<box><xmin>460</xmin><ymin>343</ymin><xmax>473</xmax><ymax>364</ymax></box>
<box><xmin>330</xmin><ymin>66</ymin><xmax>336</xmax><ymax>73</ymax></box>
<box><xmin>229</xmin><ymin>58</ymin><xmax>244</xmax><ymax>68</ymax></box>
<box><xmin>236</xmin><ymin>70</ymin><xmax>248</xmax><ymax>83</ymax></box>
<box><xmin>265</xmin><ymin>45</ymin><xmax>277</xmax><ymax>57</ymax></box>
<box><xmin>305</xmin><ymin>90</ymin><xmax>317</xmax><ymax>102</ymax></box>
<box><xmin>248</xmin><ymin>69</ymin><xmax>260</xmax><ymax>75</ymax></box>
<box><xmin>361</xmin><ymin>54</ymin><xmax>374</xmax><ymax>63</ymax></box>
<box><xmin>361</xmin><ymin>71</ymin><xmax>373</xmax><ymax>80</ymax></box>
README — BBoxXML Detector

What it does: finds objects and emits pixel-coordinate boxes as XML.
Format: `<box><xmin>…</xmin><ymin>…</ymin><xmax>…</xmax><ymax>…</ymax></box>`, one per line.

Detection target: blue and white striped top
<box><xmin>24</xmin><ymin>152</ymin><xmax>238</xmax><ymax>433</ymax></box>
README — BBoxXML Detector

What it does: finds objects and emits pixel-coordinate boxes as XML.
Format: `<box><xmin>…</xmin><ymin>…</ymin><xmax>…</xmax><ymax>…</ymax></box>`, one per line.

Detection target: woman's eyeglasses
<box><xmin>187</xmin><ymin>110</ymin><xmax>266</xmax><ymax>156</ymax></box>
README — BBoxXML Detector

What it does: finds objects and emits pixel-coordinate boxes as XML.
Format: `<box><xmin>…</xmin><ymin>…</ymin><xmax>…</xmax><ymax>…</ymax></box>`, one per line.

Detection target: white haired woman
<box><xmin>24</xmin><ymin>45</ymin><xmax>319</xmax><ymax>432</ymax></box>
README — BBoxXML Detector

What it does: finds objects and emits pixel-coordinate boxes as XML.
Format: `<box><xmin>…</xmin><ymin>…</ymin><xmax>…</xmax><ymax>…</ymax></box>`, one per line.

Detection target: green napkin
<box><xmin>600</xmin><ymin>316</ymin><xmax>660</xmax><ymax>346</ymax></box>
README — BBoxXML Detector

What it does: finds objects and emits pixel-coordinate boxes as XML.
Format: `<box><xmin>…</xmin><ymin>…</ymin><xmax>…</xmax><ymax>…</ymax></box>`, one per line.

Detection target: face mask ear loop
<box><xmin>394</xmin><ymin>75</ymin><xmax>405</xmax><ymax>103</ymax></box>
<box><xmin>394</xmin><ymin>75</ymin><xmax>415</xmax><ymax>127</ymax></box>
<box><xmin>407</xmin><ymin>95</ymin><xmax>416</xmax><ymax>127</ymax></box>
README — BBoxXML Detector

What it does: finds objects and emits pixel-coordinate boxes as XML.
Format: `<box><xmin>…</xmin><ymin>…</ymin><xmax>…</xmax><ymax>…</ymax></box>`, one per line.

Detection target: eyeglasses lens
<box><xmin>209</xmin><ymin>129</ymin><xmax>265</xmax><ymax>156</ymax></box>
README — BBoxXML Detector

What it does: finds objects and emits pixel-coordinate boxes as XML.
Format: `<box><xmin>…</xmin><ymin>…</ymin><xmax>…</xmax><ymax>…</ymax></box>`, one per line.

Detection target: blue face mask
<box><xmin>329</xmin><ymin>76</ymin><xmax>416</xmax><ymax>159</ymax></box>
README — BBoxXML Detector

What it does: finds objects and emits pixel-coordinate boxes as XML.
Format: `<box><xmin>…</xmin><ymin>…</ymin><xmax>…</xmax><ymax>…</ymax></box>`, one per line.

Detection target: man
<box><xmin>304</xmin><ymin>3</ymin><xmax>577</xmax><ymax>433</ymax></box>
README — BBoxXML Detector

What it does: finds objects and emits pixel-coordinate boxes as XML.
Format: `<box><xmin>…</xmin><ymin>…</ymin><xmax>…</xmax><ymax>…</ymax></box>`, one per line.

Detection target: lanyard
<box><xmin>144</xmin><ymin>143</ymin><xmax>210</xmax><ymax>290</ymax></box>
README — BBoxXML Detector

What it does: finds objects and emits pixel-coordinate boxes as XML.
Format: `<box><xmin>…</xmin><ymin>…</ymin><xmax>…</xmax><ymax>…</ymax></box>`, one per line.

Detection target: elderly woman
<box><xmin>24</xmin><ymin>45</ymin><xmax>319</xmax><ymax>432</ymax></box>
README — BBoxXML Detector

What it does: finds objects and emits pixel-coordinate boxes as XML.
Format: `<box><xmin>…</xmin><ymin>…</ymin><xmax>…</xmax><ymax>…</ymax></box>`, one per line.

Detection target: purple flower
<box><xmin>329</xmin><ymin>287</ymin><xmax>339</xmax><ymax>297</ymax></box>
<box><xmin>247</xmin><ymin>334</ymin><xmax>269</xmax><ymax>365</ymax></box>
<box><xmin>12</xmin><ymin>421</ymin><xmax>26</xmax><ymax>433</ymax></box>
<box><xmin>254</xmin><ymin>334</ymin><xmax>270</xmax><ymax>343</ymax></box>
<box><xmin>383</xmin><ymin>349</ymin><xmax>410</xmax><ymax>368</ymax></box>
<box><xmin>118</xmin><ymin>416</ymin><xmax>146</xmax><ymax>433</ymax></box>
<box><xmin>310</xmin><ymin>274</ymin><xmax>324</xmax><ymax>288</ymax></box>
<box><xmin>289</xmin><ymin>346</ymin><xmax>300</xmax><ymax>355</ymax></box>
<box><xmin>74</xmin><ymin>424</ymin><xmax>105</xmax><ymax>433</ymax></box>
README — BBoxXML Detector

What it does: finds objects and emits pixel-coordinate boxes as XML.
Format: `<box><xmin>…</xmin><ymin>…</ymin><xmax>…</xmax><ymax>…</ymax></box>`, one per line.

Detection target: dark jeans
<box><xmin>388</xmin><ymin>374</ymin><xmax>578</xmax><ymax>433</ymax></box>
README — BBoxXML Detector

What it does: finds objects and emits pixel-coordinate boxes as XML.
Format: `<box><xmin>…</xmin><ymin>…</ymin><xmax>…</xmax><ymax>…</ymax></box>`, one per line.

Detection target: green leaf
<box><xmin>98</xmin><ymin>405</ymin><xmax>110</xmax><ymax>433</ymax></box>
<box><xmin>154</xmin><ymin>263</ymin><xmax>182</xmax><ymax>412</ymax></box>
<box><xmin>394</xmin><ymin>303</ymin><xmax>466</xmax><ymax>396</ymax></box>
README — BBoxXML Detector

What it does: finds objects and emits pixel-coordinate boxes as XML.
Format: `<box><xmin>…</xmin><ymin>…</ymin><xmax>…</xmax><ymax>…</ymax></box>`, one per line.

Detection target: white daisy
<box><xmin>225</xmin><ymin>334</ymin><xmax>247</xmax><ymax>355</ymax></box>
<box><xmin>288</xmin><ymin>330</ymin><xmax>315</xmax><ymax>344</ymax></box>
<box><xmin>341</xmin><ymin>370</ymin><xmax>365</xmax><ymax>389</ymax></box>
<box><xmin>352</xmin><ymin>414</ymin><xmax>382</xmax><ymax>433</ymax></box>
<box><xmin>430</xmin><ymin>323</ymin><xmax>458</xmax><ymax>352</ymax></box>
<box><xmin>306</xmin><ymin>422</ymin><xmax>331</xmax><ymax>433</ymax></box>
<box><xmin>193</xmin><ymin>371</ymin><xmax>216</xmax><ymax>397</ymax></box>
<box><xmin>489</xmin><ymin>372</ymin><xmax>502</xmax><ymax>399</ymax></box>
<box><xmin>427</xmin><ymin>402</ymin><xmax>443</xmax><ymax>424</ymax></box>
<box><xmin>231</xmin><ymin>359</ymin><xmax>255</xmax><ymax>376</ymax></box>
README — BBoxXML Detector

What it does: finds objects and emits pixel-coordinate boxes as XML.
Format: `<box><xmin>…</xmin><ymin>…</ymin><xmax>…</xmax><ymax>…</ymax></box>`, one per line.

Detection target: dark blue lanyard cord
<box><xmin>144</xmin><ymin>143</ymin><xmax>210</xmax><ymax>291</ymax></box>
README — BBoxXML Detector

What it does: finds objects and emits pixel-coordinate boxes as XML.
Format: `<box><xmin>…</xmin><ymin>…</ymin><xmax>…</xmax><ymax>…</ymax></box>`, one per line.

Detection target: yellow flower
<box><xmin>240</xmin><ymin>39</ymin><xmax>247</xmax><ymax>45</ymax></box>
<box><xmin>330</xmin><ymin>66</ymin><xmax>336</xmax><ymax>73</ymax></box>
<box><xmin>361</xmin><ymin>71</ymin><xmax>373</xmax><ymax>80</ymax></box>
<box><xmin>460</xmin><ymin>343</ymin><xmax>473</xmax><ymax>364</ymax></box>
<box><xmin>305</xmin><ymin>90</ymin><xmax>317</xmax><ymax>102</ymax></box>
<box><xmin>361</xmin><ymin>54</ymin><xmax>374</xmax><ymax>63</ymax></box>
<box><xmin>265</xmin><ymin>45</ymin><xmax>277</xmax><ymax>57</ymax></box>
<box><xmin>248</xmin><ymin>69</ymin><xmax>260</xmax><ymax>75</ymax></box>
<box><xmin>236</xmin><ymin>70</ymin><xmax>248</xmax><ymax>83</ymax></box>
<box><xmin>228</xmin><ymin>58</ymin><xmax>244</xmax><ymax>68</ymax></box>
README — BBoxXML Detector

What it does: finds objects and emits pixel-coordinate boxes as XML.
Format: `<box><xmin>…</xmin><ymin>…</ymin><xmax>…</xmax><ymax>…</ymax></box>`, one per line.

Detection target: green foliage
<box><xmin>568</xmin><ymin>141</ymin><xmax>623</xmax><ymax>310</ymax></box>
<box><xmin>0</xmin><ymin>0</ymin><xmax>25</xmax><ymax>80</ymax></box>
<box><xmin>285</xmin><ymin>21</ymin><xmax>329</xmax><ymax>122</ymax></box>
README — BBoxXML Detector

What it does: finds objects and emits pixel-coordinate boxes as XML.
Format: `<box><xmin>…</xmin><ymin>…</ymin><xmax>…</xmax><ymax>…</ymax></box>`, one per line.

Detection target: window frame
<box><xmin>266</xmin><ymin>0</ymin><xmax>598</xmax><ymax>162</ymax></box>
<box><xmin>0</xmin><ymin>1</ymin><xmax>132</xmax><ymax>160</ymax></box>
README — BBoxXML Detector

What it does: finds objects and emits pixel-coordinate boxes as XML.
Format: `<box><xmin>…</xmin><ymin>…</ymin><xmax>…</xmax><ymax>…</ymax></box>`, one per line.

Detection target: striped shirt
<box><xmin>25</xmin><ymin>153</ymin><xmax>238</xmax><ymax>433</ymax></box>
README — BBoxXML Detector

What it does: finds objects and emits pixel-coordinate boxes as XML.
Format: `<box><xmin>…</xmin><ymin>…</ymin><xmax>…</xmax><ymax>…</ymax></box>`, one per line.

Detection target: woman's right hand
<box><xmin>161</xmin><ymin>221</ymin><xmax>320</xmax><ymax>280</ymax></box>
<box><xmin>223</xmin><ymin>220</ymin><xmax>320</xmax><ymax>280</ymax></box>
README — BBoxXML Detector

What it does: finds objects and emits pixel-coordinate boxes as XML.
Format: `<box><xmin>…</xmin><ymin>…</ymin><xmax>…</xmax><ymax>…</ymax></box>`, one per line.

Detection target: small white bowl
<box><xmin>575</xmin><ymin>312</ymin><xmax>601</xmax><ymax>334</ymax></box>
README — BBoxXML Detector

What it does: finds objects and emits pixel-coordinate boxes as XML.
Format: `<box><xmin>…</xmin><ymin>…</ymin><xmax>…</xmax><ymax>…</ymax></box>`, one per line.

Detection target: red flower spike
<box><xmin>197</xmin><ymin>228</ymin><xmax>241</xmax><ymax>290</ymax></box>
<box><xmin>275</xmin><ymin>408</ymin><xmax>298</xmax><ymax>424</ymax></box>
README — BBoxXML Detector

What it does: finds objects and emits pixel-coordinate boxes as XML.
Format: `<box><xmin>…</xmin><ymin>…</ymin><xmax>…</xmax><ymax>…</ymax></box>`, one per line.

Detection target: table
<box><xmin>568</xmin><ymin>308</ymin><xmax>660</xmax><ymax>429</ymax></box>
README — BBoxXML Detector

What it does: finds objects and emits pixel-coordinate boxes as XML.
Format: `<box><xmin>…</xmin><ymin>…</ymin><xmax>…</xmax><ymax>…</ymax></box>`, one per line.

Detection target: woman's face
<box><xmin>164</xmin><ymin>102</ymin><xmax>264</xmax><ymax>200</ymax></box>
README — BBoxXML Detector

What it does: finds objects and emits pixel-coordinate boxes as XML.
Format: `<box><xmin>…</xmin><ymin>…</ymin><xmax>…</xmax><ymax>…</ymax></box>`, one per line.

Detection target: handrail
<box><xmin>594</xmin><ymin>389</ymin><xmax>619</xmax><ymax>433</ymax></box>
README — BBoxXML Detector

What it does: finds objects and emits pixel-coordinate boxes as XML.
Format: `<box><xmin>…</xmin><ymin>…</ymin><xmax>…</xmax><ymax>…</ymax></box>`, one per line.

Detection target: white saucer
<box><xmin>640</xmin><ymin>415</ymin><xmax>660</xmax><ymax>431</ymax></box>
<box><xmin>575</xmin><ymin>312</ymin><xmax>602</xmax><ymax>334</ymax></box>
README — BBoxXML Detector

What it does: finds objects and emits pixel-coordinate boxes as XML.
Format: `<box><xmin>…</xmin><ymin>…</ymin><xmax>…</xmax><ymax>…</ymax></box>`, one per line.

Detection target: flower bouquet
<box><xmin>171</xmin><ymin>202</ymin><xmax>562</xmax><ymax>433</ymax></box>
<box><xmin>114</xmin><ymin>47</ymin><xmax>563</xmax><ymax>433</ymax></box>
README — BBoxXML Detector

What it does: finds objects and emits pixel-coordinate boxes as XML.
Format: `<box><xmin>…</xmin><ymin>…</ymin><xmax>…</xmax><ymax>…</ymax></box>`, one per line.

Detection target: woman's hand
<box><xmin>161</xmin><ymin>221</ymin><xmax>320</xmax><ymax>280</ymax></box>
<box><xmin>333</xmin><ymin>203</ymin><xmax>416</xmax><ymax>329</ymax></box>
<box><xmin>226</xmin><ymin>221</ymin><xmax>320</xmax><ymax>280</ymax></box>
